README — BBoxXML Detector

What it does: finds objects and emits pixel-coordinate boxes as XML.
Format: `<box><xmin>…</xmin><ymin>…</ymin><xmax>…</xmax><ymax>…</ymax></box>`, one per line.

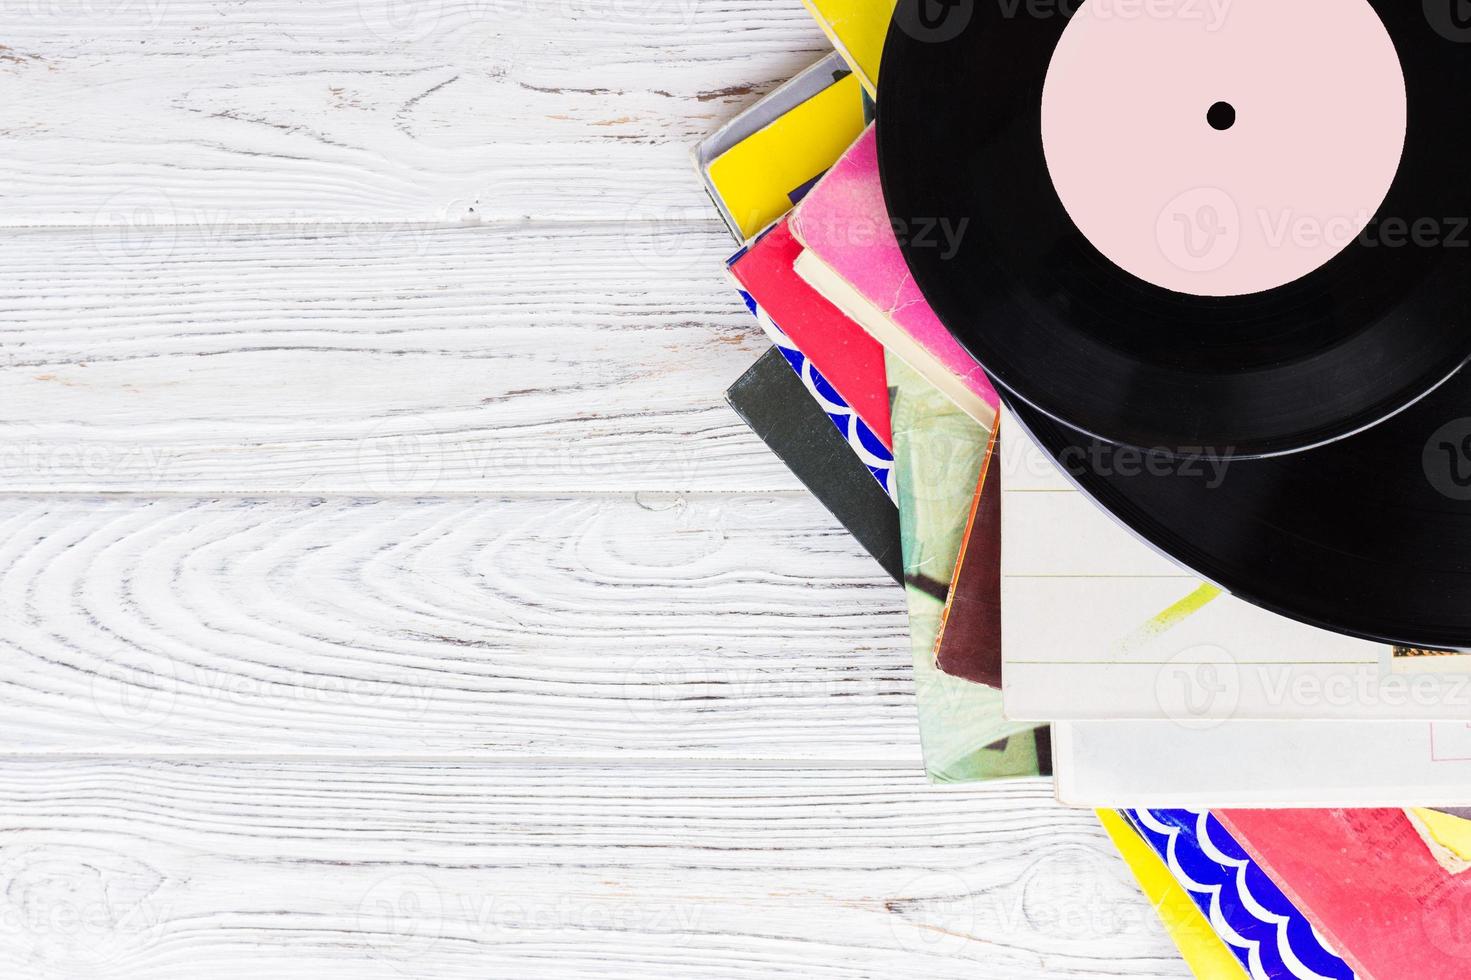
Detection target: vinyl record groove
<box><xmin>878</xmin><ymin>0</ymin><xmax>1471</xmax><ymax>459</ymax></box>
<box><xmin>879</xmin><ymin>0</ymin><xmax>1471</xmax><ymax>646</ymax></box>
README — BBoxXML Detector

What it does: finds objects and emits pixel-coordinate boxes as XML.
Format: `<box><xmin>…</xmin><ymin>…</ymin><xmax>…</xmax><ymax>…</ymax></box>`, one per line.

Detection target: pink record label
<box><xmin>1040</xmin><ymin>0</ymin><xmax>1406</xmax><ymax>297</ymax></box>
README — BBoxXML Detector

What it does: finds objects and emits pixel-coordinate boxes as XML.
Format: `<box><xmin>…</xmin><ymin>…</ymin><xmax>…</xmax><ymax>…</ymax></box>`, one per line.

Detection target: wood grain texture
<box><xmin>0</xmin><ymin>492</ymin><xmax>916</xmax><ymax>757</ymax></box>
<box><xmin>0</xmin><ymin>0</ymin><xmax>826</xmax><ymax>226</ymax></box>
<box><xmin>0</xmin><ymin>223</ymin><xmax>799</xmax><ymax>493</ymax></box>
<box><xmin>0</xmin><ymin>761</ymin><xmax>1188</xmax><ymax>979</ymax></box>
<box><xmin>0</xmin><ymin>2</ymin><xmax>1193</xmax><ymax>974</ymax></box>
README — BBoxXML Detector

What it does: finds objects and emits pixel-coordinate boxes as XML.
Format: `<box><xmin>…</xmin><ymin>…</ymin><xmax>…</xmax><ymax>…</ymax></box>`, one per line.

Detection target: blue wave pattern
<box><xmin>1122</xmin><ymin>809</ymin><xmax>1355</xmax><ymax>980</ymax></box>
<box><xmin>734</xmin><ymin>287</ymin><xmax>896</xmax><ymax>500</ymax></box>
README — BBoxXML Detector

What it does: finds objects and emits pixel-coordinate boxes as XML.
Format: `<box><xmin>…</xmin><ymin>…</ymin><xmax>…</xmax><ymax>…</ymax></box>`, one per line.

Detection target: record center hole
<box><xmin>1207</xmin><ymin>101</ymin><xmax>1236</xmax><ymax>131</ymax></box>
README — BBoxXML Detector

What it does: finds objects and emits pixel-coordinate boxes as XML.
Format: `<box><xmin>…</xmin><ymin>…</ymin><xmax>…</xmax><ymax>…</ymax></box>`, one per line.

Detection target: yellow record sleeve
<box><xmin>705</xmin><ymin>70</ymin><xmax>865</xmax><ymax>240</ymax></box>
<box><xmin>800</xmin><ymin>0</ymin><xmax>897</xmax><ymax>96</ymax></box>
<box><xmin>1098</xmin><ymin>810</ymin><xmax>1246</xmax><ymax>979</ymax></box>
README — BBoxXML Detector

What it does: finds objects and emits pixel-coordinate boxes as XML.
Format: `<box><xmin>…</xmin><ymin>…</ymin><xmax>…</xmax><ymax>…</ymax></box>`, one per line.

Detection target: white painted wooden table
<box><xmin>0</xmin><ymin>3</ymin><xmax>1189</xmax><ymax>976</ymax></box>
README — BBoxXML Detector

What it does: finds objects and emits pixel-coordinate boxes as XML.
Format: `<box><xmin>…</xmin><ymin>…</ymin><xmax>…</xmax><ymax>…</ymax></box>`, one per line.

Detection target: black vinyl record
<box><xmin>877</xmin><ymin>0</ymin><xmax>1471</xmax><ymax>459</ymax></box>
<box><xmin>1007</xmin><ymin>384</ymin><xmax>1471</xmax><ymax>651</ymax></box>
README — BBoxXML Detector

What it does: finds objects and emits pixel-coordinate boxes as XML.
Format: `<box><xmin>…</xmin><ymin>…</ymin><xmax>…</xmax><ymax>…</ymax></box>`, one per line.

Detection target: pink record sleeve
<box><xmin>789</xmin><ymin>126</ymin><xmax>998</xmax><ymax>414</ymax></box>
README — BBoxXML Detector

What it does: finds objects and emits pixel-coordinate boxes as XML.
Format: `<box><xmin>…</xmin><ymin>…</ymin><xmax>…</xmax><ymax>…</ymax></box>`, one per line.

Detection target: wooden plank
<box><xmin>0</xmin><ymin>6</ymin><xmax>1197</xmax><ymax>978</ymax></box>
<box><xmin>0</xmin><ymin>760</ymin><xmax>1189</xmax><ymax>978</ymax></box>
<box><xmin>0</xmin><ymin>223</ymin><xmax>798</xmax><ymax>493</ymax></box>
<box><xmin>0</xmin><ymin>0</ymin><xmax>827</xmax><ymax>226</ymax></box>
<box><xmin>0</xmin><ymin>493</ymin><xmax>919</xmax><ymax>757</ymax></box>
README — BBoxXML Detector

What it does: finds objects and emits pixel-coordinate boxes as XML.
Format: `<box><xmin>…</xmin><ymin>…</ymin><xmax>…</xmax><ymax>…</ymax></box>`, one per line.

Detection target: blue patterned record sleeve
<box><xmin>1121</xmin><ymin>809</ymin><xmax>1355</xmax><ymax>980</ymax></box>
<box><xmin>731</xmin><ymin>287</ymin><xmax>896</xmax><ymax>501</ymax></box>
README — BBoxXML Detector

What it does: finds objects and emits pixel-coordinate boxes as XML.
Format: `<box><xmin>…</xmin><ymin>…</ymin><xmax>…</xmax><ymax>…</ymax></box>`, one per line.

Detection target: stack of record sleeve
<box><xmin>694</xmin><ymin>2</ymin><xmax>1471</xmax><ymax>977</ymax></box>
